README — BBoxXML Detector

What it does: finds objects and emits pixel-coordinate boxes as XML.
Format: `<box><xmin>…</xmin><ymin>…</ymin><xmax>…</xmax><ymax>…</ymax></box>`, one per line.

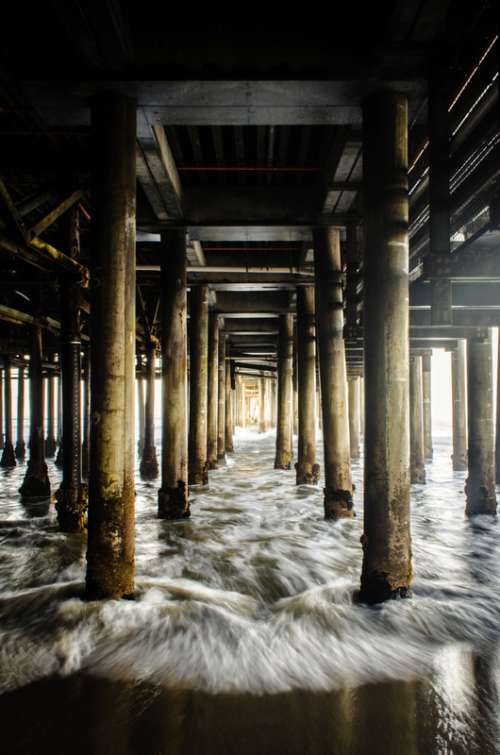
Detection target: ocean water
<box><xmin>0</xmin><ymin>425</ymin><xmax>499</xmax><ymax>754</ymax></box>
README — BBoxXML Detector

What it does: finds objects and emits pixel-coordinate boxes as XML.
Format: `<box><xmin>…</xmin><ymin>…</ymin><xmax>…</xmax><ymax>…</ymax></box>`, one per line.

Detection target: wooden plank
<box><xmin>28</xmin><ymin>189</ymin><xmax>83</xmax><ymax>238</ymax></box>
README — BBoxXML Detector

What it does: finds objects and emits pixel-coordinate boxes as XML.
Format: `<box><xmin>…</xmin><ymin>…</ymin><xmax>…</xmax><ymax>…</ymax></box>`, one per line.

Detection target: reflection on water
<box><xmin>1</xmin><ymin>428</ymin><xmax>500</xmax><ymax>753</ymax></box>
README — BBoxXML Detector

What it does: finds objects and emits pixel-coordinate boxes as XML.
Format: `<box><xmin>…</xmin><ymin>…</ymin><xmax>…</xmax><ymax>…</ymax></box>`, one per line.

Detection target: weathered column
<box><xmin>296</xmin><ymin>286</ymin><xmax>319</xmax><ymax>484</ymax></box>
<box><xmin>410</xmin><ymin>354</ymin><xmax>426</xmax><ymax>484</ymax></box>
<box><xmin>240</xmin><ymin>377</ymin><xmax>247</xmax><ymax>428</ymax></box>
<box><xmin>188</xmin><ymin>285</ymin><xmax>209</xmax><ymax>484</ymax></box>
<box><xmin>293</xmin><ymin>329</ymin><xmax>298</xmax><ymax>435</ymax></box>
<box><xmin>207</xmin><ymin>313</ymin><xmax>219</xmax><ymax>469</ymax></box>
<box><xmin>274</xmin><ymin>313</ymin><xmax>294</xmax><ymax>469</ymax></box>
<box><xmin>225</xmin><ymin>360</ymin><xmax>234</xmax><ymax>452</ymax></box>
<box><xmin>158</xmin><ymin>229</ymin><xmax>189</xmax><ymax>519</ymax></box>
<box><xmin>82</xmin><ymin>349</ymin><xmax>91</xmax><ymax>477</ymax></box>
<box><xmin>86</xmin><ymin>93</ymin><xmax>136</xmax><ymax>599</ymax></box>
<box><xmin>15</xmin><ymin>365</ymin><xmax>25</xmax><ymax>460</ymax></box>
<box><xmin>348</xmin><ymin>375</ymin><xmax>361</xmax><ymax>460</ymax></box>
<box><xmin>140</xmin><ymin>342</ymin><xmax>159</xmax><ymax>479</ymax></box>
<box><xmin>0</xmin><ymin>356</ymin><xmax>16</xmax><ymax>467</ymax></box>
<box><xmin>497</xmin><ymin>329</ymin><xmax>500</xmax><ymax>483</ymax></box>
<box><xmin>466</xmin><ymin>331</ymin><xmax>496</xmax><ymax>515</ymax></box>
<box><xmin>20</xmin><ymin>326</ymin><xmax>50</xmax><ymax>497</ymax></box>
<box><xmin>316</xmin><ymin>383</ymin><xmax>322</xmax><ymax>432</ymax></box>
<box><xmin>45</xmin><ymin>356</ymin><xmax>57</xmax><ymax>457</ymax></box>
<box><xmin>217</xmin><ymin>331</ymin><xmax>226</xmax><ymax>459</ymax></box>
<box><xmin>359</xmin><ymin>376</ymin><xmax>365</xmax><ymax>437</ymax></box>
<box><xmin>314</xmin><ymin>226</ymin><xmax>353</xmax><ymax>518</ymax></box>
<box><xmin>272</xmin><ymin>379</ymin><xmax>278</xmax><ymax>427</ymax></box>
<box><xmin>360</xmin><ymin>91</ymin><xmax>411</xmax><ymax>603</ymax></box>
<box><xmin>258</xmin><ymin>377</ymin><xmax>268</xmax><ymax>433</ymax></box>
<box><xmin>54</xmin><ymin>376</ymin><xmax>63</xmax><ymax>468</ymax></box>
<box><xmin>137</xmin><ymin>358</ymin><xmax>145</xmax><ymax>457</ymax></box>
<box><xmin>495</xmin><ymin>330</ymin><xmax>500</xmax><ymax>484</ymax></box>
<box><xmin>0</xmin><ymin>369</ymin><xmax>3</xmax><ymax>450</ymax></box>
<box><xmin>451</xmin><ymin>341</ymin><xmax>468</xmax><ymax>470</ymax></box>
<box><xmin>55</xmin><ymin>206</ymin><xmax>87</xmax><ymax>531</ymax></box>
<box><xmin>235</xmin><ymin>375</ymin><xmax>243</xmax><ymax>427</ymax></box>
<box><xmin>0</xmin><ymin>368</ymin><xmax>3</xmax><ymax>450</ymax></box>
<box><xmin>427</xmin><ymin>68</ymin><xmax>452</xmax><ymax>326</ymax></box>
<box><xmin>422</xmin><ymin>351</ymin><xmax>433</xmax><ymax>460</ymax></box>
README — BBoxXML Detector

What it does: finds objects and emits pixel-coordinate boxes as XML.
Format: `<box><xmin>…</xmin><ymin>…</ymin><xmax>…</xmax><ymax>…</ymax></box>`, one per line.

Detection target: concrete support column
<box><xmin>314</xmin><ymin>226</ymin><xmax>353</xmax><ymax>518</ymax></box>
<box><xmin>54</xmin><ymin>377</ymin><xmax>63</xmax><ymax>468</ymax></box>
<box><xmin>225</xmin><ymin>360</ymin><xmax>234</xmax><ymax>452</ymax></box>
<box><xmin>360</xmin><ymin>91</ymin><xmax>411</xmax><ymax>604</ymax></box>
<box><xmin>82</xmin><ymin>350</ymin><xmax>91</xmax><ymax>478</ymax></box>
<box><xmin>0</xmin><ymin>356</ymin><xmax>15</xmax><ymax>467</ymax></box>
<box><xmin>189</xmin><ymin>286</ymin><xmax>209</xmax><ymax>484</ymax></box>
<box><xmin>274</xmin><ymin>313</ymin><xmax>294</xmax><ymax>469</ymax></box>
<box><xmin>137</xmin><ymin>358</ymin><xmax>145</xmax><ymax>456</ymax></box>
<box><xmin>140</xmin><ymin>342</ymin><xmax>159</xmax><ymax>479</ymax></box>
<box><xmin>45</xmin><ymin>358</ymin><xmax>57</xmax><ymax>457</ymax></box>
<box><xmin>207</xmin><ymin>314</ymin><xmax>219</xmax><ymax>469</ymax></box>
<box><xmin>410</xmin><ymin>354</ymin><xmax>426</xmax><ymax>484</ymax></box>
<box><xmin>466</xmin><ymin>331</ymin><xmax>496</xmax><ymax>515</ymax></box>
<box><xmin>359</xmin><ymin>376</ymin><xmax>365</xmax><ymax>437</ymax></box>
<box><xmin>240</xmin><ymin>377</ymin><xmax>247</xmax><ymax>428</ymax></box>
<box><xmin>348</xmin><ymin>376</ymin><xmax>361</xmax><ymax>460</ymax></box>
<box><xmin>451</xmin><ymin>341</ymin><xmax>467</xmax><ymax>471</ymax></box>
<box><xmin>293</xmin><ymin>331</ymin><xmax>298</xmax><ymax>435</ymax></box>
<box><xmin>15</xmin><ymin>365</ymin><xmax>25</xmax><ymax>461</ymax></box>
<box><xmin>20</xmin><ymin>326</ymin><xmax>50</xmax><ymax>498</ymax></box>
<box><xmin>496</xmin><ymin>329</ymin><xmax>500</xmax><ymax>484</ymax></box>
<box><xmin>217</xmin><ymin>332</ymin><xmax>226</xmax><ymax>459</ymax></box>
<box><xmin>316</xmin><ymin>383</ymin><xmax>322</xmax><ymax>432</ymax></box>
<box><xmin>56</xmin><ymin>206</ymin><xmax>87</xmax><ymax>531</ymax></box>
<box><xmin>296</xmin><ymin>286</ymin><xmax>319</xmax><ymax>484</ymax></box>
<box><xmin>258</xmin><ymin>377</ymin><xmax>268</xmax><ymax>433</ymax></box>
<box><xmin>428</xmin><ymin>70</ymin><xmax>452</xmax><ymax>325</ymax></box>
<box><xmin>86</xmin><ymin>93</ymin><xmax>136</xmax><ymax>599</ymax></box>
<box><xmin>0</xmin><ymin>368</ymin><xmax>3</xmax><ymax>449</ymax></box>
<box><xmin>158</xmin><ymin>230</ymin><xmax>189</xmax><ymax>519</ymax></box>
<box><xmin>235</xmin><ymin>375</ymin><xmax>243</xmax><ymax>427</ymax></box>
<box><xmin>422</xmin><ymin>351</ymin><xmax>433</xmax><ymax>460</ymax></box>
<box><xmin>269</xmin><ymin>378</ymin><xmax>276</xmax><ymax>428</ymax></box>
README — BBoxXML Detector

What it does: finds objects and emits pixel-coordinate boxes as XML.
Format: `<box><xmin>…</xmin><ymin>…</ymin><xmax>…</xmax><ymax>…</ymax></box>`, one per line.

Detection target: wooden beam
<box><xmin>0</xmin><ymin>177</ymin><xmax>27</xmax><ymax>241</ymax></box>
<box><xmin>28</xmin><ymin>189</ymin><xmax>83</xmax><ymax>238</ymax></box>
<box><xmin>0</xmin><ymin>232</ymin><xmax>89</xmax><ymax>284</ymax></box>
<box><xmin>192</xmin><ymin>240</ymin><xmax>207</xmax><ymax>266</ymax></box>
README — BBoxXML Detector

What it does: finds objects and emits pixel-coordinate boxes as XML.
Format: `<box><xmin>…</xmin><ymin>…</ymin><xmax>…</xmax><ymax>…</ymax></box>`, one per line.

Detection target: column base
<box><xmin>54</xmin><ymin>445</ymin><xmax>63</xmax><ymax>468</ymax></box>
<box><xmin>139</xmin><ymin>446</ymin><xmax>159</xmax><ymax>480</ymax></box>
<box><xmin>45</xmin><ymin>436</ymin><xmax>57</xmax><ymax>457</ymax></box>
<box><xmin>274</xmin><ymin>451</ymin><xmax>292</xmax><ymax>470</ymax></box>
<box><xmin>189</xmin><ymin>463</ymin><xmax>209</xmax><ymax>486</ymax></box>
<box><xmin>225</xmin><ymin>441</ymin><xmax>234</xmax><ymax>453</ymax></box>
<box><xmin>465</xmin><ymin>479</ymin><xmax>497</xmax><ymax>516</ymax></box>
<box><xmin>15</xmin><ymin>441</ymin><xmax>25</xmax><ymax>461</ymax></box>
<box><xmin>207</xmin><ymin>458</ymin><xmax>218</xmax><ymax>470</ymax></box>
<box><xmin>82</xmin><ymin>443</ymin><xmax>88</xmax><ymax>477</ymax></box>
<box><xmin>452</xmin><ymin>453</ymin><xmax>467</xmax><ymax>471</ymax></box>
<box><xmin>55</xmin><ymin>483</ymin><xmax>88</xmax><ymax>532</ymax></box>
<box><xmin>0</xmin><ymin>442</ymin><xmax>16</xmax><ymax>468</ymax></box>
<box><xmin>295</xmin><ymin>462</ymin><xmax>320</xmax><ymax>485</ymax></box>
<box><xmin>324</xmin><ymin>488</ymin><xmax>354</xmax><ymax>519</ymax></box>
<box><xmin>411</xmin><ymin>465</ymin><xmax>426</xmax><ymax>484</ymax></box>
<box><xmin>359</xmin><ymin>571</ymin><xmax>411</xmax><ymax>605</ymax></box>
<box><xmin>19</xmin><ymin>460</ymin><xmax>51</xmax><ymax>499</ymax></box>
<box><xmin>425</xmin><ymin>450</ymin><xmax>433</xmax><ymax>461</ymax></box>
<box><xmin>217</xmin><ymin>453</ymin><xmax>226</xmax><ymax>464</ymax></box>
<box><xmin>158</xmin><ymin>484</ymin><xmax>190</xmax><ymax>520</ymax></box>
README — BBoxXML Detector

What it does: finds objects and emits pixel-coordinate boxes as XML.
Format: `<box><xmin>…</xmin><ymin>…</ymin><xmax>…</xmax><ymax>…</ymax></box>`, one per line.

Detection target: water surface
<box><xmin>1</xmin><ymin>428</ymin><xmax>499</xmax><ymax>754</ymax></box>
